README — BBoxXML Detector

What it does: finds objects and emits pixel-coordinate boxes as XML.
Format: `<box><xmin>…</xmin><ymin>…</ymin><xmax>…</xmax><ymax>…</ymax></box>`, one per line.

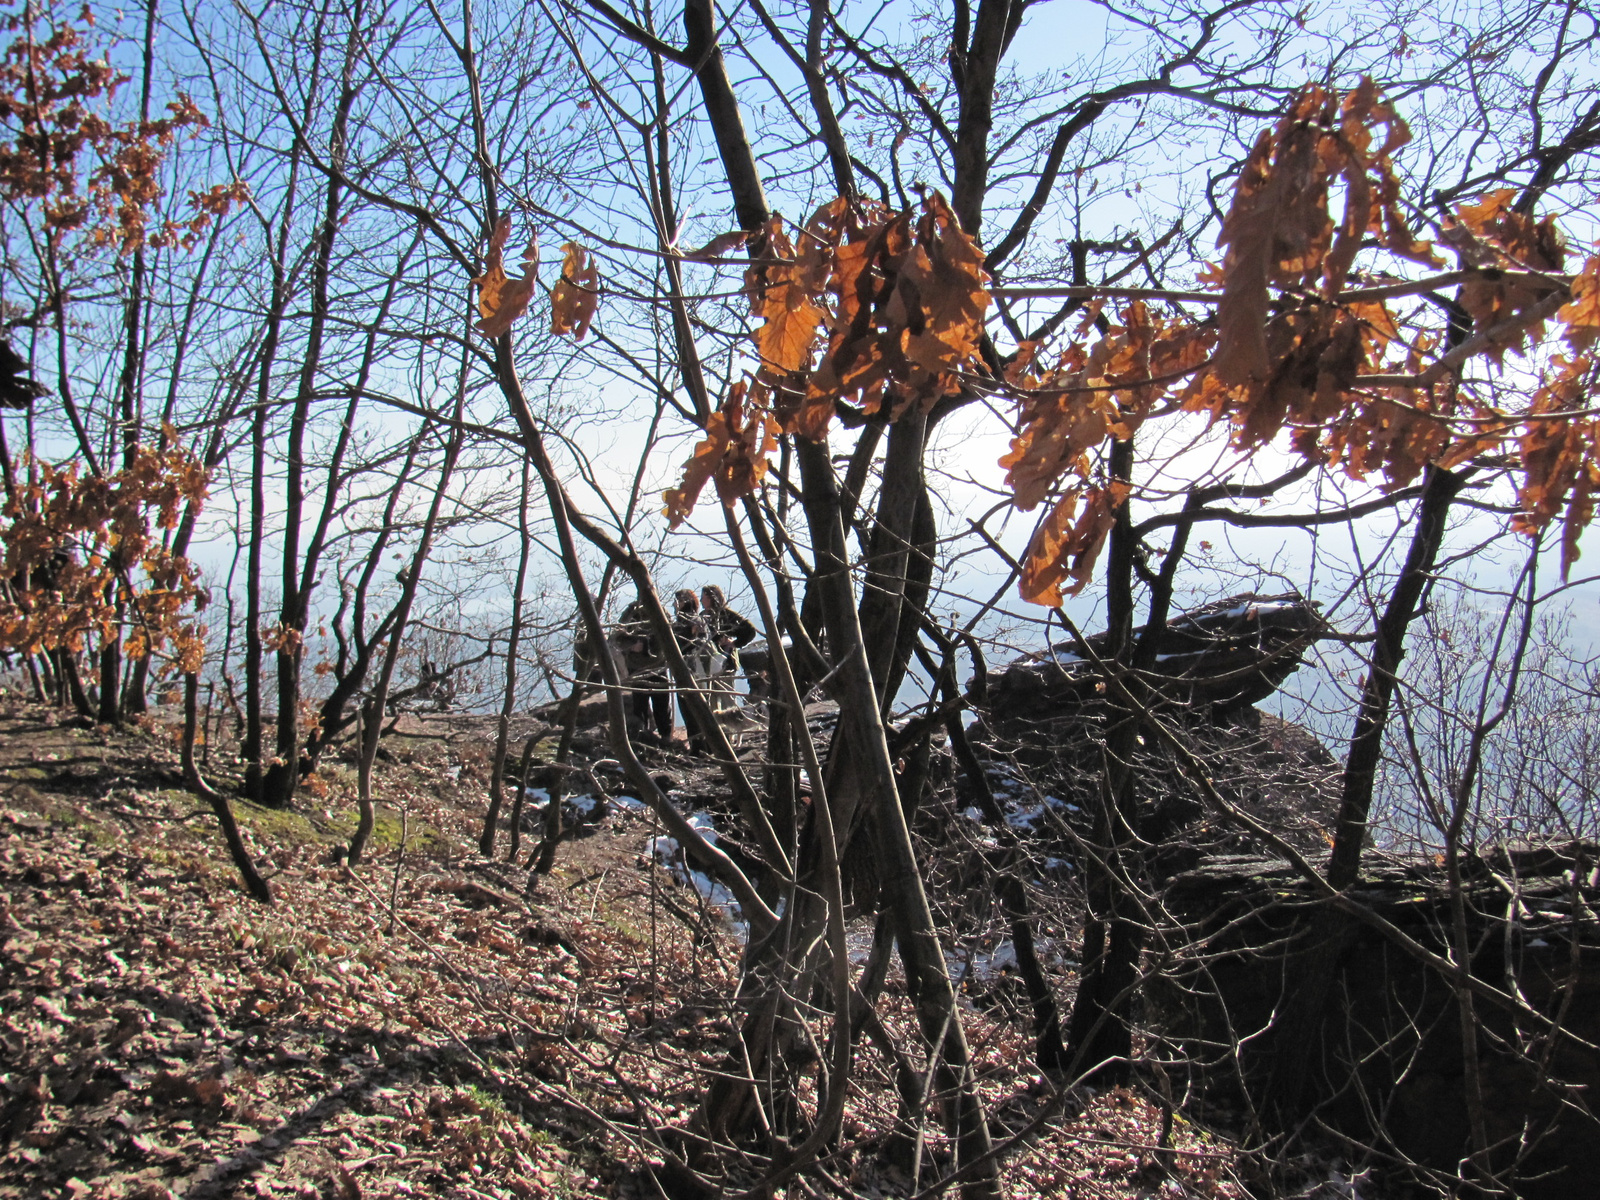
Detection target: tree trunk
<box><xmin>242</xmin><ymin>140</ymin><xmax>302</xmax><ymax>806</ymax></box>
<box><xmin>1262</xmin><ymin>464</ymin><xmax>1465</xmax><ymax>1120</ymax></box>
<box><xmin>856</xmin><ymin>412</ymin><xmax>928</xmax><ymax>707</ymax></box>
<box><xmin>946</xmin><ymin>707</ymin><xmax>1067</xmax><ymax>1070</ymax></box>
<box><xmin>482</xmin><ymin>457</ymin><xmax>532</xmax><ymax>856</ymax></box>
<box><xmin>506</xmin><ymin>732</ymin><xmax>539</xmax><ymax>864</ymax></box>
<box><xmin>97</xmin><ymin>620</ymin><xmax>121</xmax><ymax>724</ymax></box>
<box><xmin>1065</xmin><ymin>436</ymin><xmax>1142</xmax><ymax>1082</ymax></box>
<box><xmin>124</xmin><ymin>656</ymin><xmax>149</xmax><ymax>718</ymax></box>
<box><xmin>184</xmin><ymin>672</ymin><xmax>272</xmax><ymax>903</ymax></box>
<box><xmin>55</xmin><ymin>649</ymin><xmax>92</xmax><ymax>717</ymax></box>
<box><xmin>264</xmin><ymin>91</ymin><xmax>352</xmax><ymax>811</ymax></box>
<box><xmin>23</xmin><ymin>652</ymin><xmax>46</xmax><ymax>704</ymax></box>
<box><xmin>531</xmin><ymin>685</ymin><xmax>585</xmax><ymax>875</ymax></box>
<box><xmin>298</xmin><ymin>432</ymin><xmax>423</xmax><ymax>780</ymax></box>
<box><xmin>350</xmin><ymin>354</ymin><xmax>469</xmax><ymax>865</ymax></box>
<box><xmin>1327</xmin><ymin>463</ymin><xmax>1468</xmax><ymax>888</ymax></box>
<box><xmin>795</xmin><ymin>436</ymin><xmax>1000</xmax><ymax>1199</ymax></box>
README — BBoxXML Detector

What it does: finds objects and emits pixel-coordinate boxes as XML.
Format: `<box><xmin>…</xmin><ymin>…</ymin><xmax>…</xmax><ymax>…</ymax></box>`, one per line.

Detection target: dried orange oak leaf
<box><xmin>677</xmin><ymin>229</ymin><xmax>750</xmax><ymax>262</ymax></box>
<box><xmin>1444</xmin><ymin>189</ymin><xmax>1566</xmax><ymax>362</ymax></box>
<box><xmin>1212</xmin><ymin>90</ymin><xmax>1332</xmax><ymax>387</ymax></box>
<box><xmin>749</xmin><ymin>216</ymin><xmax>826</xmax><ymax>375</ymax></box>
<box><xmin>1515</xmin><ymin>360</ymin><xmax>1600</xmax><ymax>577</ymax></box>
<box><xmin>662</xmin><ymin>382</ymin><xmax>780</xmax><ymax>528</ymax></box>
<box><xmin>552</xmin><ymin>242</ymin><xmax>600</xmax><ymax>340</ymax></box>
<box><xmin>1018</xmin><ymin>484</ymin><xmax>1126</xmax><ymax>607</ymax></box>
<box><xmin>472</xmin><ymin>215</ymin><xmax>539</xmax><ymax>338</ymax></box>
<box><xmin>801</xmin><ymin>192</ymin><xmax>989</xmax><ymax>433</ymax></box>
<box><xmin>1211</xmin><ymin>79</ymin><xmax>1429</xmax><ymax>388</ymax></box>
<box><xmin>896</xmin><ymin>192</ymin><xmax>991</xmax><ymax>385</ymax></box>
<box><xmin>1559</xmin><ymin>255</ymin><xmax>1600</xmax><ymax>352</ymax></box>
<box><xmin>1001</xmin><ymin>304</ymin><xmax>1194</xmax><ymax>512</ymax></box>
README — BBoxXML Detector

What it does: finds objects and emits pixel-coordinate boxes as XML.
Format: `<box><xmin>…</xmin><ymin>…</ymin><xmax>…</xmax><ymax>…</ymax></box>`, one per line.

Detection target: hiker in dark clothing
<box><xmin>698</xmin><ymin>584</ymin><xmax>757</xmax><ymax>725</ymax></box>
<box><xmin>617</xmin><ymin>595</ymin><xmax>674</xmax><ymax>743</ymax></box>
<box><xmin>572</xmin><ymin>594</ymin><xmax>672</xmax><ymax>743</ymax></box>
<box><xmin>673</xmin><ymin>589</ymin><xmax>716</xmax><ymax>751</ymax></box>
<box><xmin>700</xmin><ymin>585</ymin><xmax>757</xmax><ymax>671</ymax></box>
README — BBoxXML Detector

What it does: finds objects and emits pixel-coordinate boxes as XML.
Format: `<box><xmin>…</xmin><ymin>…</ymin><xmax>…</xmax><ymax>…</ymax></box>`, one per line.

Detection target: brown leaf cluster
<box><xmin>999</xmin><ymin>80</ymin><xmax>1468</xmax><ymax>605</ymax></box>
<box><xmin>0</xmin><ymin>7</ymin><xmax>219</xmax><ymax>254</ymax></box>
<box><xmin>675</xmin><ymin>191</ymin><xmax>991</xmax><ymax>530</ymax></box>
<box><xmin>1560</xmin><ymin>254</ymin><xmax>1600</xmax><ymax>352</ymax></box>
<box><xmin>1002</xmin><ymin>303</ymin><xmax>1210</xmax><ymax>511</ymax></box>
<box><xmin>747</xmin><ymin>211</ymin><xmax>829</xmax><ymax>379</ymax></box>
<box><xmin>999</xmin><ymin>305</ymin><xmax>1208</xmax><ymax>602</ymax></box>
<box><xmin>470</xmin><ymin>220</ymin><xmax>603</xmax><ymax>341</ymax></box>
<box><xmin>0</xmin><ymin>441</ymin><xmax>209</xmax><ymax>666</ymax></box>
<box><xmin>998</xmin><ymin>77</ymin><xmax>1600</xmax><ymax>605</ymax></box>
<box><xmin>1212</xmin><ymin>79</ymin><xmax>1432</xmax><ymax>387</ymax></box>
<box><xmin>1173</xmin><ymin>82</ymin><xmax>1512</xmax><ymax>505</ymax></box>
<box><xmin>744</xmin><ymin>192</ymin><xmax>990</xmax><ymax>441</ymax></box>
<box><xmin>715</xmin><ymin>83</ymin><xmax>1600</xmax><ymax>597</ymax></box>
<box><xmin>803</xmin><ymin>191</ymin><xmax>990</xmax><ymax>433</ymax></box>
<box><xmin>1442</xmin><ymin>188</ymin><xmax>1568</xmax><ymax>363</ymax></box>
<box><xmin>1183</xmin><ymin>80</ymin><xmax>1490</xmax><ymax>497</ymax></box>
<box><xmin>1018</xmin><ymin>484</ymin><xmax>1126</xmax><ymax>607</ymax></box>
<box><xmin>661</xmin><ymin>380</ymin><xmax>781</xmax><ymax>527</ymax></box>
<box><xmin>1514</xmin><ymin>357</ymin><xmax>1600</xmax><ymax>575</ymax></box>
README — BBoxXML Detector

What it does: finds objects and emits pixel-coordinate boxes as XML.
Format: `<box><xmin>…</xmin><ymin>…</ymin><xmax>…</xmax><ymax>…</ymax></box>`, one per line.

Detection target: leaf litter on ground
<box><xmin>0</xmin><ymin>696</ymin><xmax>1247</xmax><ymax>1199</ymax></box>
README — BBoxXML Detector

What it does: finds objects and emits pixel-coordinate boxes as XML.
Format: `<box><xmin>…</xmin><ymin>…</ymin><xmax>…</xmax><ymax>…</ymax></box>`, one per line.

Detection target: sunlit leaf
<box><xmin>551</xmin><ymin>242</ymin><xmax>600</xmax><ymax>340</ymax></box>
<box><xmin>472</xmin><ymin>215</ymin><xmax>540</xmax><ymax>338</ymax></box>
<box><xmin>661</xmin><ymin>381</ymin><xmax>781</xmax><ymax>528</ymax></box>
<box><xmin>1559</xmin><ymin>255</ymin><xmax>1600</xmax><ymax>352</ymax></box>
<box><xmin>1018</xmin><ymin>485</ymin><xmax>1125</xmax><ymax>607</ymax></box>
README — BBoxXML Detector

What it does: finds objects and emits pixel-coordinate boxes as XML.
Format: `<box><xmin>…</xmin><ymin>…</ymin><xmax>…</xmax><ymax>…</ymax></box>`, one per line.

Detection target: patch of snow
<box><xmin>688</xmin><ymin>871</ymin><xmax>736</xmax><ymax>909</ymax></box>
<box><xmin>987</xmin><ymin>941</ymin><xmax>1019</xmax><ymax>971</ymax></box>
<box><xmin>1006</xmin><ymin>795</ymin><xmax>1071</xmax><ymax>829</ymax></box>
<box><xmin>947</xmin><ymin>939</ymin><xmax>1022</xmax><ymax>984</ymax></box>
<box><xmin>686</xmin><ymin>809</ymin><xmax>719</xmax><ymax>844</ymax></box>
<box><xmin>985</xmin><ymin>767</ymin><xmax>1023</xmax><ymax>798</ymax></box>
<box><xmin>1006</xmin><ymin>804</ymin><xmax>1045</xmax><ymax>829</ymax></box>
<box><xmin>648</xmin><ymin>811</ymin><xmax>743</xmax><ymax>933</ymax></box>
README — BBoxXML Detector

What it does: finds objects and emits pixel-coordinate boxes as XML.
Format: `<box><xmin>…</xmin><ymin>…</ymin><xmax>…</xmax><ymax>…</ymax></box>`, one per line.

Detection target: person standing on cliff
<box><xmin>672</xmin><ymin>589</ymin><xmax>716</xmax><ymax>751</ymax></box>
<box><xmin>700</xmin><ymin>584</ymin><xmax>757</xmax><ymax>719</ymax></box>
<box><xmin>616</xmin><ymin>592</ymin><xmax>674</xmax><ymax>744</ymax></box>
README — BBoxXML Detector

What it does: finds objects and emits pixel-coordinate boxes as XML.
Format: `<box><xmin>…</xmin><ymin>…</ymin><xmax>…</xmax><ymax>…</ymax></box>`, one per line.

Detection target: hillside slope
<box><xmin>0</xmin><ymin>697</ymin><xmax>1249</xmax><ymax>1200</ymax></box>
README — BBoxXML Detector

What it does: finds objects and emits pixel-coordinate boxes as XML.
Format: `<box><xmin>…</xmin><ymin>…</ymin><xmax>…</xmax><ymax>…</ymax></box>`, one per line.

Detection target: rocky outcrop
<box><xmin>962</xmin><ymin>592</ymin><xmax>1337</xmax><ymax>864</ymax></box>
<box><xmin>984</xmin><ymin>592</ymin><xmax>1325</xmax><ymax>729</ymax></box>
<box><xmin>1152</xmin><ymin>846</ymin><xmax>1600</xmax><ymax>1197</ymax></box>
